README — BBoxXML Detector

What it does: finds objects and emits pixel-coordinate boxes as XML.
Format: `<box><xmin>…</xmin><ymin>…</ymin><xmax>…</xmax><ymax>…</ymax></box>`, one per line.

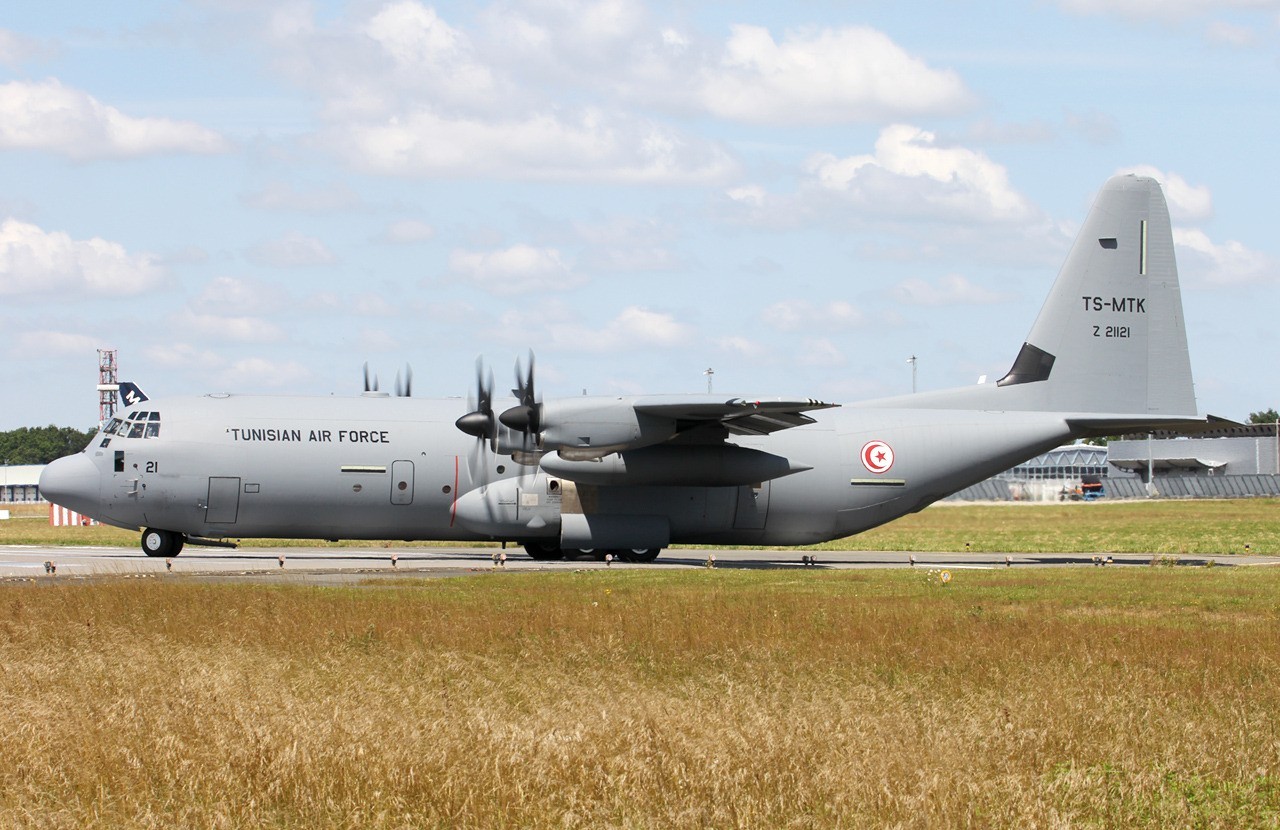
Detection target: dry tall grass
<box><xmin>2</xmin><ymin>568</ymin><xmax>1279</xmax><ymax>828</ymax></box>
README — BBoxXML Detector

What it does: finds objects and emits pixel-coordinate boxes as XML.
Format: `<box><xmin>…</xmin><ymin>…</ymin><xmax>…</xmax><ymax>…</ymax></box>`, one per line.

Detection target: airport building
<box><xmin>0</xmin><ymin>465</ymin><xmax>45</xmax><ymax>504</ymax></box>
<box><xmin>951</xmin><ymin>424</ymin><xmax>1280</xmax><ymax>501</ymax></box>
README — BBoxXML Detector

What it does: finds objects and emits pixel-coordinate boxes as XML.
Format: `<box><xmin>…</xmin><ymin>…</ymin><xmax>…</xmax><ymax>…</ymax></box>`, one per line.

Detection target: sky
<box><xmin>1</xmin><ymin>0</ymin><xmax>1277</xmax><ymax>431</ymax></box>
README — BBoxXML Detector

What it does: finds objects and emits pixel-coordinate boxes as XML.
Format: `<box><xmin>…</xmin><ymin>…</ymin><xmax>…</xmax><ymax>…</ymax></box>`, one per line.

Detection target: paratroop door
<box><xmin>391</xmin><ymin>460</ymin><xmax>414</xmax><ymax>505</ymax></box>
<box><xmin>206</xmin><ymin>477</ymin><xmax>241</xmax><ymax>524</ymax></box>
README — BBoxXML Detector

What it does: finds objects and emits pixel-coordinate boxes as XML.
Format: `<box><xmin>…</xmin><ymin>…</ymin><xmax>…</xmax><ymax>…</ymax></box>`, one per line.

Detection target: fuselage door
<box><xmin>391</xmin><ymin>460</ymin><xmax>414</xmax><ymax>505</ymax></box>
<box><xmin>733</xmin><ymin>481</ymin><xmax>770</xmax><ymax>530</ymax></box>
<box><xmin>206</xmin><ymin>477</ymin><xmax>241</xmax><ymax>524</ymax></box>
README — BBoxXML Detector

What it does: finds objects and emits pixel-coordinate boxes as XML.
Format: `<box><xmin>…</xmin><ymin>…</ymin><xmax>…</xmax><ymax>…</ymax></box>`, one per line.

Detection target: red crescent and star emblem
<box><xmin>861</xmin><ymin>440</ymin><xmax>895</xmax><ymax>474</ymax></box>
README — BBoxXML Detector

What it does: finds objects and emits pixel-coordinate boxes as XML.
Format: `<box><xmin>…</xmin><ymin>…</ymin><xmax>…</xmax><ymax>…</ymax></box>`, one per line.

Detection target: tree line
<box><xmin>0</xmin><ymin>426</ymin><xmax>98</xmax><ymax>465</ymax></box>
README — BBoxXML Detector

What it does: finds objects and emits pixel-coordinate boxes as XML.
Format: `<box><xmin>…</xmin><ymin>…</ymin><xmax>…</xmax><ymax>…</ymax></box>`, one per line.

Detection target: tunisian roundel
<box><xmin>860</xmin><ymin>440</ymin><xmax>894</xmax><ymax>474</ymax></box>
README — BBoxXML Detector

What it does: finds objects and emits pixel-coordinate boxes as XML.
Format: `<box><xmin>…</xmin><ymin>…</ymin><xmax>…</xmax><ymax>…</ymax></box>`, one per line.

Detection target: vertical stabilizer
<box><xmin>995</xmin><ymin>174</ymin><xmax>1196</xmax><ymax>415</ymax></box>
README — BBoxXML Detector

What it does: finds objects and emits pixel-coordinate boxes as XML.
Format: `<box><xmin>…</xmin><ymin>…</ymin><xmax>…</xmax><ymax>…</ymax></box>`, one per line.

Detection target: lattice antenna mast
<box><xmin>97</xmin><ymin>349</ymin><xmax>118</xmax><ymax>426</ymax></box>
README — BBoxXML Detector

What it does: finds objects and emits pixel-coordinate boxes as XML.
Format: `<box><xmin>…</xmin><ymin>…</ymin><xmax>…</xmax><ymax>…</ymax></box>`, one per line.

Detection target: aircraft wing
<box><xmin>633</xmin><ymin>396</ymin><xmax>839</xmax><ymax>436</ymax></box>
<box><xmin>528</xmin><ymin>394</ymin><xmax>839</xmax><ymax>460</ymax></box>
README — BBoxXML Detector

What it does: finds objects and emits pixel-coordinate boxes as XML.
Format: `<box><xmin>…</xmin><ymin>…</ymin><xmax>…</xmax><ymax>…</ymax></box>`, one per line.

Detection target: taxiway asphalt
<box><xmin>2</xmin><ymin>544</ymin><xmax>1278</xmax><ymax>583</ymax></box>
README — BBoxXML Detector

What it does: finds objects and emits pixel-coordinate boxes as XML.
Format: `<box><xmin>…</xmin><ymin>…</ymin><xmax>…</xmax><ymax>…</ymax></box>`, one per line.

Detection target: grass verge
<box><xmin>2</xmin><ymin>568</ymin><xmax>1279</xmax><ymax>827</ymax></box>
<box><xmin>5</xmin><ymin>499</ymin><xmax>1279</xmax><ymax>554</ymax></box>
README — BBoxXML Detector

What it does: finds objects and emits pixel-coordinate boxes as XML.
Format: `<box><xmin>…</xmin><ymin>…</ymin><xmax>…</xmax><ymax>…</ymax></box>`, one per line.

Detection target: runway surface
<box><xmin>3</xmin><ymin>544</ymin><xmax>1278</xmax><ymax>582</ymax></box>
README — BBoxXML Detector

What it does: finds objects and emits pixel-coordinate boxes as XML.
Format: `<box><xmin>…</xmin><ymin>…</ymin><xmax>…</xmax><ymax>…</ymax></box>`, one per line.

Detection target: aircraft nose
<box><xmin>39</xmin><ymin>453</ymin><xmax>101</xmax><ymax>516</ymax></box>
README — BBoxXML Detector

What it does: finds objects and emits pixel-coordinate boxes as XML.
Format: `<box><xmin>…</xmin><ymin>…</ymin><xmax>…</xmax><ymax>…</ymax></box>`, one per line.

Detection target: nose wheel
<box><xmin>141</xmin><ymin>528</ymin><xmax>185</xmax><ymax>557</ymax></box>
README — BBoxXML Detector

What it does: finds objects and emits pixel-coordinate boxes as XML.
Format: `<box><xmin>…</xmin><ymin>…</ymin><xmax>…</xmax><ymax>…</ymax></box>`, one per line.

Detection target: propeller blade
<box><xmin>394</xmin><ymin>364</ymin><xmax>414</xmax><ymax>397</ymax></box>
<box><xmin>455</xmin><ymin>355</ymin><xmax>500</xmax><ymax>472</ymax></box>
<box><xmin>501</xmin><ymin>350</ymin><xmax>542</xmax><ymax>450</ymax></box>
<box><xmin>363</xmin><ymin>362</ymin><xmax>372</xmax><ymax>393</ymax></box>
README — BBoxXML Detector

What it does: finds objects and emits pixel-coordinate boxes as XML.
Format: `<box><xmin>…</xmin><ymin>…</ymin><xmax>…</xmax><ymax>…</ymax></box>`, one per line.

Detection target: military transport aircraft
<box><xmin>41</xmin><ymin>175</ymin><xmax>1217</xmax><ymax>562</ymax></box>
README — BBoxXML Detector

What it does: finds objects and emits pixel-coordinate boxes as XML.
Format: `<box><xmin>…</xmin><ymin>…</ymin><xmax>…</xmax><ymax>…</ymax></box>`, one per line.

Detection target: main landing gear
<box><xmin>141</xmin><ymin>527</ymin><xmax>185</xmax><ymax>558</ymax></box>
<box><xmin>522</xmin><ymin>543</ymin><xmax>662</xmax><ymax>563</ymax></box>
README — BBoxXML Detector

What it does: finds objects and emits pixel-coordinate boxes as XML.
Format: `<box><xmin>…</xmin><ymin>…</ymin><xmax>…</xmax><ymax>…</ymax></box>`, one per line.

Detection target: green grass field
<box><xmin>5</xmin><ymin>498</ymin><xmax>1279</xmax><ymax>554</ymax></box>
<box><xmin>2</xmin><ymin>568</ymin><xmax>1279</xmax><ymax>827</ymax></box>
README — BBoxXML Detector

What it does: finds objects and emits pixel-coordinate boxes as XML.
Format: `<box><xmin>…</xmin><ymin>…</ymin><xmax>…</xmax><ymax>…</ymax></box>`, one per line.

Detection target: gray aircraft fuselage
<box><xmin>40</xmin><ymin>175</ymin><xmax>1214</xmax><ymax>560</ymax></box>
<box><xmin>58</xmin><ymin>392</ymin><xmax>1073</xmax><ymax>546</ymax></box>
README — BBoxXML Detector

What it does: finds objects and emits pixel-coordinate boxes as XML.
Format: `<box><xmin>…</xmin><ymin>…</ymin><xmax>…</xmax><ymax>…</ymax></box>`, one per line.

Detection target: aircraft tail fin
<box><xmin>882</xmin><ymin>174</ymin><xmax>1200</xmax><ymax>424</ymax></box>
<box><xmin>993</xmin><ymin>173</ymin><xmax>1197</xmax><ymax>417</ymax></box>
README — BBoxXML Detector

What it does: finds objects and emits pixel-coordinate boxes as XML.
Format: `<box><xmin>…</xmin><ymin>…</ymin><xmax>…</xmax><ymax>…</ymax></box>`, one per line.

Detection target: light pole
<box><xmin>907</xmin><ymin>355</ymin><xmax>917</xmax><ymax>394</ymax></box>
<box><xmin>704</xmin><ymin>367</ymin><xmax>714</xmax><ymax>394</ymax></box>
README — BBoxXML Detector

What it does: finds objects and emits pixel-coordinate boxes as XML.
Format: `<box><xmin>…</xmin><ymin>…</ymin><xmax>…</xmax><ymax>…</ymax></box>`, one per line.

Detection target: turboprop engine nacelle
<box><xmin>451</xmin><ymin>477</ymin><xmax>561</xmax><ymax>539</ymax></box>
<box><xmin>537</xmin><ymin>399</ymin><xmax>677</xmax><ymax>459</ymax></box>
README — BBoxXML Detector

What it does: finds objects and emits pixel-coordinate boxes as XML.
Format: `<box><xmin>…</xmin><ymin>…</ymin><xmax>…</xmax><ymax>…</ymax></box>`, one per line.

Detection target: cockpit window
<box><xmin>117</xmin><ymin>410</ymin><xmax>162</xmax><ymax>438</ymax></box>
<box><xmin>103</xmin><ymin>418</ymin><xmax>122</xmax><ymax>435</ymax></box>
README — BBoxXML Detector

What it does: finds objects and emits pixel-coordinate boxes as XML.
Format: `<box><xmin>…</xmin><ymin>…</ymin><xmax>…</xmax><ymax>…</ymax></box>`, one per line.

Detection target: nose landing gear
<box><xmin>141</xmin><ymin>527</ymin><xmax>185</xmax><ymax>558</ymax></box>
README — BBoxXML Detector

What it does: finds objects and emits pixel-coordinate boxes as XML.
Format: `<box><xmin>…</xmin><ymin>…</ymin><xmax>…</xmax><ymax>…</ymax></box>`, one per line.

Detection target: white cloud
<box><xmin>0</xmin><ymin>79</ymin><xmax>230</xmax><ymax>160</ymax></box>
<box><xmin>352</xmin><ymin>294</ymin><xmax>397</xmax><ymax>316</ymax></box>
<box><xmin>726</xmin><ymin>185</ymin><xmax>767</xmax><ymax>209</ymax></box>
<box><xmin>1057</xmin><ymin>0</ymin><xmax>1279</xmax><ymax>19</ymax></box>
<box><xmin>193</xmin><ymin>276</ymin><xmax>288</xmax><ymax>314</ymax></box>
<box><xmin>1205</xmin><ymin>20</ymin><xmax>1259</xmax><ymax>45</ymax></box>
<box><xmin>1055</xmin><ymin>0</ymin><xmax>1277</xmax><ymax>44</ymax></box>
<box><xmin>716</xmin><ymin>335</ymin><xmax>767</xmax><ymax>359</ymax></box>
<box><xmin>1117</xmin><ymin>165</ymin><xmax>1213</xmax><ymax>222</ymax></box>
<box><xmin>796</xmin><ymin>338</ymin><xmax>846</xmax><ymax>367</ymax></box>
<box><xmin>496</xmin><ymin>303</ymin><xmax>691</xmax><ymax>351</ymax></box>
<box><xmin>0</xmin><ymin>218</ymin><xmax>166</xmax><ymax>297</ymax></box>
<box><xmin>326</xmin><ymin>108</ymin><xmax>736</xmax><ymax>183</ymax></box>
<box><xmin>242</xmin><ymin>181</ymin><xmax>362</xmax><ymax>213</ymax></box>
<box><xmin>762</xmin><ymin>300</ymin><xmax>864</xmax><ymax>331</ymax></box>
<box><xmin>579</xmin><ymin>306</ymin><xmax>690</xmax><ymax>349</ymax></box>
<box><xmin>961</xmin><ymin>118</ymin><xmax>1056</xmax><ymax>145</ymax></box>
<box><xmin>699</xmin><ymin>25</ymin><xmax>973</xmax><ymax>125</ymax></box>
<box><xmin>245</xmin><ymin>232</ymin><xmax>337</xmax><ymax>268</ymax></box>
<box><xmin>449</xmin><ymin>244</ymin><xmax>582</xmax><ymax>294</ymax></box>
<box><xmin>144</xmin><ymin>342</ymin><xmax>224</xmax><ymax>370</ymax></box>
<box><xmin>1173</xmin><ymin>228</ymin><xmax>1277</xmax><ymax>286</ymax></box>
<box><xmin>0</xmin><ymin>28</ymin><xmax>47</xmax><ymax>68</ymax></box>
<box><xmin>1063</xmin><ymin>110</ymin><xmax>1121</xmax><ymax>145</ymax></box>
<box><xmin>307</xmin><ymin>291</ymin><xmax>398</xmax><ymax>316</ymax></box>
<box><xmin>16</xmin><ymin>329</ymin><xmax>99</xmax><ymax>356</ymax></box>
<box><xmin>574</xmin><ymin>216</ymin><xmax>682</xmax><ymax>273</ymax></box>
<box><xmin>379</xmin><ymin>219</ymin><xmax>436</xmax><ymax>244</ymax></box>
<box><xmin>215</xmin><ymin>357</ymin><xmax>312</xmax><ymax>390</ymax></box>
<box><xmin>254</xmin><ymin>2</ymin><xmax>737</xmax><ymax>183</ymax></box>
<box><xmin>893</xmin><ymin>274</ymin><xmax>1013</xmax><ymax>307</ymax></box>
<box><xmin>174</xmin><ymin>309</ymin><xmax>286</xmax><ymax>343</ymax></box>
<box><xmin>802</xmin><ymin>125</ymin><xmax>1034</xmax><ymax>223</ymax></box>
<box><xmin>362</xmin><ymin>1</ymin><xmax>497</xmax><ymax>109</ymax></box>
